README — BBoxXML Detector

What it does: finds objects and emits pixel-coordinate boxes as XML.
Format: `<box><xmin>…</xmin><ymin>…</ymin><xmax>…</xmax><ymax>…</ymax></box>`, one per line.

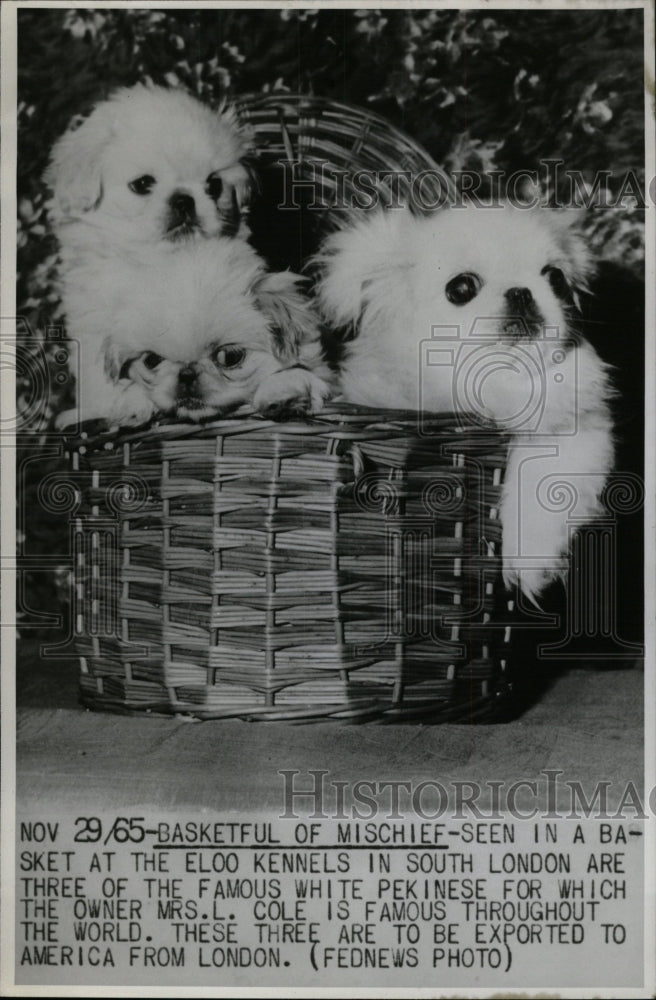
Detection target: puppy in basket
<box><xmin>316</xmin><ymin>204</ymin><xmax>614</xmax><ymax>601</ymax></box>
<box><xmin>46</xmin><ymin>83</ymin><xmax>331</xmax><ymax>425</ymax></box>
<box><xmin>55</xmin><ymin>236</ymin><xmax>332</xmax><ymax>427</ymax></box>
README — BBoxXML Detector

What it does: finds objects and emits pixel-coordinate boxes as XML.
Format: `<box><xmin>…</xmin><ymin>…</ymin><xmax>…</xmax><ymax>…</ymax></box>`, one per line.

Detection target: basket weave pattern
<box><xmin>70</xmin><ymin>408</ymin><xmax>511</xmax><ymax>721</ymax></box>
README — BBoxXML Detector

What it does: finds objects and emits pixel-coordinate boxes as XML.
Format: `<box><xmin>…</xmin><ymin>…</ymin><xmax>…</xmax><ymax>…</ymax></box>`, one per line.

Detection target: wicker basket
<box><xmin>68</xmin><ymin>407</ymin><xmax>513</xmax><ymax>721</ymax></box>
<box><xmin>65</xmin><ymin>96</ymin><xmax>514</xmax><ymax>722</ymax></box>
<box><xmin>237</xmin><ymin>92</ymin><xmax>453</xmax><ymax>206</ymax></box>
<box><xmin>236</xmin><ymin>93</ymin><xmax>454</xmax><ymax>271</ymax></box>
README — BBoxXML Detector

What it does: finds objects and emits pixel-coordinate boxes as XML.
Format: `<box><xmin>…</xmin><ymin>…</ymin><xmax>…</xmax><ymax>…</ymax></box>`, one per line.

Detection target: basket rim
<box><xmin>63</xmin><ymin>402</ymin><xmax>508</xmax><ymax>453</ymax></box>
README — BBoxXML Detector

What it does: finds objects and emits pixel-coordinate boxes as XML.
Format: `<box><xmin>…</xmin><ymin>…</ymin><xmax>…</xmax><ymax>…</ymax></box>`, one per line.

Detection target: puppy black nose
<box><xmin>178</xmin><ymin>365</ymin><xmax>197</xmax><ymax>385</ymax></box>
<box><xmin>505</xmin><ymin>287</ymin><xmax>534</xmax><ymax>312</ymax></box>
<box><xmin>169</xmin><ymin>192</ymin><xmax>196</xmax><ymax>221</ymax></box>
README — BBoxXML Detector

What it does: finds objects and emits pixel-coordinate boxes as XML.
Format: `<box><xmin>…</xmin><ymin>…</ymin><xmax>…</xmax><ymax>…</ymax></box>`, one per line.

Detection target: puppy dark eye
<box><xmin>141</xmin><ymin>351</ymin><xmax>163</xmax><ymax>370</ymax></box>
<box><xmin>128</xmin><ymin>175</ymin><xmax>156</xmax><ymax>195</ymax></box>
<box><xmin>119</xmin><ymin>358</ymin><xmax>135</xmax><ymax>380</ymax></box>
<box><xmin>212</xmin><ymin>346</ymin><xmax>246</xmax><ymax>370</ymax></box>
<box><xmin>206</xmin><ymin>173</ymin><xmax>224</xmax><ymax>201</ymax></box>
<box><xmin>541</xmin><ymin>265</ymin><xmax>570</xmax><ymax>299</ymax></box>
<box><xmin>445</xmin><ymin>272</ymin><xmax>482</xmax><ymax>305</ymax></box>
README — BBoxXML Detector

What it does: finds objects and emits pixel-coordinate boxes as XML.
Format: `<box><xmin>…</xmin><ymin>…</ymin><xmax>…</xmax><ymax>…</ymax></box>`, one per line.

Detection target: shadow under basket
<box><xmin>67</xmin><ymin>406</ymin><xmax>515</xmax><ymax>722</ymax></box>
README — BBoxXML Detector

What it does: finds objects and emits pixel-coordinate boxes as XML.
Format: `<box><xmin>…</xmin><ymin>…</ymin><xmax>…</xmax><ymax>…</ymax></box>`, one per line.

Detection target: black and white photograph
<box><xmin>1</xmin><ymin>0</ymin><xmax>654</xmax><ymax>995</ymax></box>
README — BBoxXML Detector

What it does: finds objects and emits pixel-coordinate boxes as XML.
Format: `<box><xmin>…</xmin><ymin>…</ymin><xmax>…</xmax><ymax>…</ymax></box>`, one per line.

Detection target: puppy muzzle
<box><xmin>501</xmin><ymin>286</ymin><xmax>544</xmax><ymax>342</ymax></box>
<box><xmin>176</xmin><ymin>365</ymin><xmax>204</xmax><ymax>410</ymax></box>
<box><xmin>166</xmin><ymin>192</ymin><xmax>200</xmax><ymax>240</ymax></box>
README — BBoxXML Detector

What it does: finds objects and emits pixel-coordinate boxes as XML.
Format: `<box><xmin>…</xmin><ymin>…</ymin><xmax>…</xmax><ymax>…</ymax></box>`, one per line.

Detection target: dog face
<box><xmin>407</xmin><ymin>207</ymin><xmax>591</xmax><ymax>346</ymax></box>
<box><xmin>114</xmin><ymin>331</ymin><xmax>284</xmax><ymax>422</ymax></box>
<box><xmin>319</xmin><ymin>204</ymin><xmax>591</xmax><ymax>345</ymax></box>
<box><xmin>101</xmin><ymin>241</ymin><xmax>320</xmax><ymax>422</ymax></box>
<box><xmin>317</xmin><ymin>204</ymin><xmax>594</xmax><ymax>415</ymax></box>
<box><xmin>46</xmin><ymin>84</ymin><xmax>253</xmax><ymax>244</ymax></box>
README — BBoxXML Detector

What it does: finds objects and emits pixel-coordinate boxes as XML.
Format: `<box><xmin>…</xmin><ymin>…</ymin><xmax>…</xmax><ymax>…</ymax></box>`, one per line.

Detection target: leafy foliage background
<box><xmin>16</xmin><ymin>6</ymin><xmax>646</xmax><ymax>633</ymax></box>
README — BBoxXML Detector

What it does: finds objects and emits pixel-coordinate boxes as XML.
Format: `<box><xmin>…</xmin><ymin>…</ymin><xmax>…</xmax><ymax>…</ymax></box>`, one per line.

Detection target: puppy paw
<box><xmin>54</xmin><ymin>408</ymin><xmax>79</xmax><ymax>431</ymax></box>
<box><xmin>500</xmin><ymin>484</ymin><xmax>570</xmax><ymax>604</ymax></box>
<box><xmin>499</xmin><ymin>430</ymin><xmax>612</xmax><ymax>604</ymax></box>
<box><xmin>502</xmin><ymin>561</ymin><xmax>567</xmax><ymax>607</ymax></box>
<box><xmin>253</xmin><ymin>367</ymin><xmax>332</xmax><ymax>420</ymax></box>
<box><xmin>108</xmin><ymin>384</ymin><xmax>158</xmax><ymax>428</ymax></box>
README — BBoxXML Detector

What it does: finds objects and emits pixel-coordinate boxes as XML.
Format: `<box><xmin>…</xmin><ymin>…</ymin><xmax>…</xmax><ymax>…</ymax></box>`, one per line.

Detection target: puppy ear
<box><xmin>315</xmin><ymin>210</ymin><xmax>411</xmax><ymax>337</ymax></box>
<box><xmin>102</xmin><ymin>338</ymin><xmax>130</xmax><ymax>384</ymax></box>
<box><xmin>547</xmin><ymin>210</ymin><xmax>595</xmax><ymax>305</ymax></box>
<box><xmin>212</xmin><ymin>104</ymin><xmax>256</xmax><ymax>235</ymax></box>
<box><xmin>252</xmin><ymin>270</ymin><xmax>319</xmax><ymax>362</ymax></box>
<box><xmin>218</xmin><ymin>153</ymin><xmax>259</xmax><ymax>237</ymax></box>
<box><xmin>235</xmin><ymin>152</ymin><xmax>259</xmax><ymax>216</ymax></box>
<box><xmin>45</xmin><ymin>104</ymin><xmax>114</xmax><ymax>219</ymax></box>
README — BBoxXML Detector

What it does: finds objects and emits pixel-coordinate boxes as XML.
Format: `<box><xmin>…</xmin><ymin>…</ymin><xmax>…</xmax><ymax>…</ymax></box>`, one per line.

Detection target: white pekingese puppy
<box><xmin>46</xmin><ymin>83</ymin><xmax>332</xmax><ymax>425</ymax></box>
<box><xmin>46</xmin><ymin>83</ymin><xmax>253</xmax><ymax>248</ymax></box>
<box><xmin>58</xmin><ymin>237</ymin><xmax>332</xmax><ymax>426</ymax></box>
<box><xmin>316</xmin><ymin>204</ymin><xmax>614</xmax><ymax>601</ymax></box>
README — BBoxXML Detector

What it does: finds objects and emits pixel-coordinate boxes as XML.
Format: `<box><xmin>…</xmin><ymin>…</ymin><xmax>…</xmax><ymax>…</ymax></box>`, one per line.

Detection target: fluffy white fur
<box><xmin>317</xmin><ymin>205</ymin><xmax>614</xmax><ymax>602</ymax></box>
<box><xmin>46</xmin><ymin>83</ymin><xmax>253</xmax><ymax>248</ymax></box>
<box><xmin>57</xmin><ymin>238</ymin><xmax>332</xmax><ymax>426</ymax></box>
<box><xmin>47</xmin><ymin>84</ymin><xmax>332</xmax><ymax>426</ymax></box>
